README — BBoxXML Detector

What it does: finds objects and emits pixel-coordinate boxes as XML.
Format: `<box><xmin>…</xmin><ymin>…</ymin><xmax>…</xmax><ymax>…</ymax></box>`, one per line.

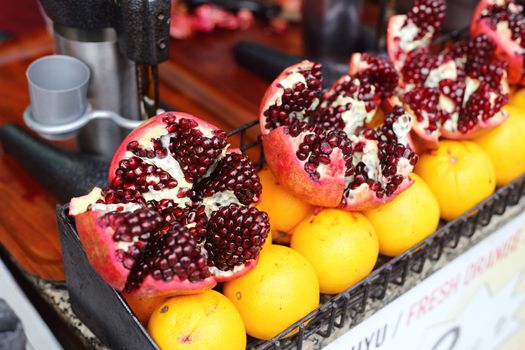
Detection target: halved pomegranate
<box><xmin>259</xmin><ymin>58</ymin><xmax>418</xmax><ymax>211</ymax></box>
<box><xmin>471</xmin><ymin>0</ymin><xmax>525</xmax><ymax>85</ymax></box>
<box><xmin>386</xmin><ymin>0</ymin><xmax>446</xmax><ymax>70</ymax></box>
<box><xmin>70</xmin><ymin>112</ymin><xmax>270</xmax><ymax>297</ymax></box>
<box><xmin>386</xmin><ymin>0</ymin><xmax>510</xmax><ymax>147</ymax></box>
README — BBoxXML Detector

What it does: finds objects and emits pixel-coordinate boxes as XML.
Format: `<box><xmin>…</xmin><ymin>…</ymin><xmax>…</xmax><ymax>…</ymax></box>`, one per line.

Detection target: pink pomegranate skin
<box><xmin>259</xmin><ymin>56</ymin><xmax>417</xmax><ymax>211</ymax></box>
<box><xmin>262</xmin><ymin>127</ymin><xmax>346</xmax><ymax>207</ymax></box>
<box><xmin>258</xmin><ymin>61</ymin><xmax>316</xmax><ymax>135</ymax></box>
<box><xmin>128</xmin><ymin>275</ymin><xmax>216</xmax><ymax>298</ymax></box>
<box><xmin>75</xmin><ymin>209</ymin><xmax>130</xmax><ymax>291</ymax></box>
<box><xmin>471</xmin><ymin>0</ymin><xmax>525</xmax><ymax>85</ymax></box>
<box><xmin>386</xmin><ymin>15</ymin><xmax>408</xmax><ymax>71</ymax></box>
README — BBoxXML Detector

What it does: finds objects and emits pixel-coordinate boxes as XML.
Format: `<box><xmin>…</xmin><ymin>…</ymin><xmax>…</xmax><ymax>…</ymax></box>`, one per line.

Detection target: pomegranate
<box><xmin>259</xmin><ymin>58</ymin><xmax>418</xmax><ymax>211</ymax></box>
<box><xmin>471</xmin><ymin>0</ymin><xmax>525</xmax><ymax>85</ymax></box>
<box><xmin>70</xmin><ymin>112</ymin><xmax>270</xmax><ymax>297</ymax></box>
<box><xmin>387</xmin><ymin>0</ymin><xmax>446</xmax><ymax>70</ymax></box>
<box><xmin>387</xmin><ymin>0</ymin><xmax>510</xmax><ymax>147</ymax></box>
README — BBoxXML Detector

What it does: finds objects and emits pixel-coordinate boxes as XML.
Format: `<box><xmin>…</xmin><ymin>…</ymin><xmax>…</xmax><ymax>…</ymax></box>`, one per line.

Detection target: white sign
<box><xmin>324</xmin><ymin>211</ymin><xmax>525</xmax><ymax>350</ymax></box>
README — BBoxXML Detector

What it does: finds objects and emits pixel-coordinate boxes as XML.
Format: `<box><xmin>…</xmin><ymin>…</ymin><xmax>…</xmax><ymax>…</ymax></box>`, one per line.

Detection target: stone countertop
<box><xmin>25</xmin><ymin>276</ymin><xmax>107</xmax><ymax>350</ymax></box>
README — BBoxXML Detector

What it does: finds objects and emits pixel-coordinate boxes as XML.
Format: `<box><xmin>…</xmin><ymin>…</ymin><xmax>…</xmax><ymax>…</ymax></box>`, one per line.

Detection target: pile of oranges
<box><xmin>123</xmin><ymin>89</ymin><xmax>525</xmax><ymax>349</ymax></box>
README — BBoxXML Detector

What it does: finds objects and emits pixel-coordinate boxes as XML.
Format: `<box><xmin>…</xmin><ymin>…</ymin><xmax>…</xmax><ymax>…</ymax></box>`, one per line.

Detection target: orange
<box><xmin>415</xmin><ymin>140</ymin><xmax>495</xmax><ymax>221</ymax></box>
<box><xmin>474</xmin><ymin>106</ymin><xmax>525</xmax><ymax>186</ymax></box>
<box><xmin>509</xmin><ymin>88</ymin><xmax>525</xmax><ymax>109</ymax></box>
<box><xmin>256</xmin><ymin>168</ymin><xmax>313</xmax><ymax>232</ymax></box>
<box><xmin>147</xmin><ymin>290</ymin><xmax>246</xmax><ymax>350</ymax></box>
<box><xmin>122</xmin><ymin>292</ymin><xmax>169</xmax><ymax>325</ymax></box>
<box><xmin>223</xmin><ymin>245</ymin><xmax>319</xmax><ymax>340</ymax></box>
<box><xmin>364</xmin><ymin>174</ymin><xmax>440</xmax><ymax>257</ymax></box>
<box><xmin>291</xmin><ymin>210</ymin><xmax>378</xmax><ymax>294</ymax></box>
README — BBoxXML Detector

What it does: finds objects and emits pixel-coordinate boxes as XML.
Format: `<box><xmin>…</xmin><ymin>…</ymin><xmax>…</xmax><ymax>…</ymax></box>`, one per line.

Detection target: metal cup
<box><xmin>26</xmin><ymin>55</ymin><xmax>90</xmax><ymax>126</ymax></box>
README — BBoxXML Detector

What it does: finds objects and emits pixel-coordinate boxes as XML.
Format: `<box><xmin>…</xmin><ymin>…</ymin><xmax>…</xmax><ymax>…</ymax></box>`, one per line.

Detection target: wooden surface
<box><xmin>0</xmin><ymin>23</ymin><xmax>297</xmax><ymax>280</ymax></box>
<box><xmin>162</xmin><ymin>21</ymin><xmax>303</xmax><ymax>128</ymax></box>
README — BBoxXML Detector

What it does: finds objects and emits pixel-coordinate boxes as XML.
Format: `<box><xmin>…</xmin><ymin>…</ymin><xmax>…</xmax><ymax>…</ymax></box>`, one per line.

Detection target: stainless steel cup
<box><xmin>26</xmin><ymin>55</ymin><xmax>90</xmax><ymax>125</ymax></box>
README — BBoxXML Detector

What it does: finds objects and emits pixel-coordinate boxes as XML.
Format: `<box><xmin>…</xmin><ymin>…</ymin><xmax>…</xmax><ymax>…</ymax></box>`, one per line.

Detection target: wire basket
<box><xmin>57</xmin><ymin>117</ymin><xmax>525</xmax><ymax>350</ymax></box>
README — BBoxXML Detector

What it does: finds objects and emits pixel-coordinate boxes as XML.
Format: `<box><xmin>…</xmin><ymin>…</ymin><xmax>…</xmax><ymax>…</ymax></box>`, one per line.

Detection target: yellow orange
<box><xmin>147</xmin><ymin>290</ymin><xmax>246</xmax><ymax>350</ymax></box>
<box><xmin>262</xmin><ymin>230</ymin><xmax>272</xmax><ymax>250</ymax></box>
<box><xmin>256</xmin><ymin>168</ymin><xmax>313</xmax><ymax>232</ymax></box>
<box><xmin>364</xmin><ymin>174</ymin><xmax>440</xmax><ymax>257</ymax></box>
<box><xmin>122</xmin><ymin>292</ymin><xmax>169</xmax><ymax>325</ymax></box>
<box><xmin>271</xmin><ymin>229</ymin><xmax>292</xmax><ymax>245</ymax></box>
<box><xmin>291</xmin><ymin>210</ymin><xmax>378</xmax><ymax>294</ymax></box>
<box><xmin>223</xmin><ymin>245</ymin><xmax>319</xmax><ymax>340</ymax></box>
<box><xmin>415</xmin><ymin>140</ymin><xmax>495</xmax><ymax>221</ymax></box>
<box><xmin>474</xmin><ymin>106</ymin><xmax>525</xmax><ymax>186</ymax></box>
<box><xmin>509</xmin><ymin>88</ymin><xmax>525</xmax><ymax>109</ymax></box>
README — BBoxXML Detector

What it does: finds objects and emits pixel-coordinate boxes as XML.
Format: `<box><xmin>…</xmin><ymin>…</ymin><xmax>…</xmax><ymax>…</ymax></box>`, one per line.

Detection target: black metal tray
<box><xmin>56</xmin><ymin>119</ymin><xmax>525</xmax><ymax>350</ymax></box>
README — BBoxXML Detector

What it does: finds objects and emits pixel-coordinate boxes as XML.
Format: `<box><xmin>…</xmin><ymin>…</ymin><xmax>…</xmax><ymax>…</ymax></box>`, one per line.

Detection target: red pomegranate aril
<box><xmin>195</xmin><ymin>152</ymin><xmax>262</xmax><ymax>205</ymax></box>
<box><xmin>202</xmin><ymin>201</ymin><xmax>268</xmax><ymax>272</ymax></box>
<box><xmin>406</xmin><ymin>0</ymin><xmax>446</xmax><ymax>38</ymax></box>
<box><xmin>125</xmin><ymin>223</ymin><xmax>210</xmax><ymax>293</ymax></box>
<box><xmin>350</xmin><ymin>53</ymin><xmax>399</xmax><ymax>98</ymax></box>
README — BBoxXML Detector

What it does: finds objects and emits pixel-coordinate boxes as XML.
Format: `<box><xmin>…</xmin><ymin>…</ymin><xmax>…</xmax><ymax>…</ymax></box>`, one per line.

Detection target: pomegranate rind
<box><xmin>405</xmin><ymin>105</ymin><xmax>440</xmax><ymax>149</ymax></box>
<box><xmin>259</xmin><ymin>60</ymin><xmax>347</xmax><ymax>207</ymax></box>
<box><xmin>109</xmin><ymin>111</ymin><xmax>223</xmax><ymax>182</ymax></box>
<box><xmin>130</xmin><ymin>275</ymin><xmax>217</xmax><ymax>298</ymax></box>
<box><xmin>348</xmin><ymin>53</ymin><xmax>365</xmax><ymax>75</ymax></box>
<box><xmin>470</xmin><ymin>0</ymin><xmax>525</xmax><ymax>85</ymax></box>
<box><xmin>387</xmin><ymin>15</ymin><xmax>409</xmax><ymax>71</ymax></box>
<box><xmin>75</xmin><ymin>210</ymin><xmax>130</xmax><ymax>291</ymax></box>
<box><xmin>262</xmin><ymin>128</ymin><xmax>345</xmax><ymax>207</ymax></box>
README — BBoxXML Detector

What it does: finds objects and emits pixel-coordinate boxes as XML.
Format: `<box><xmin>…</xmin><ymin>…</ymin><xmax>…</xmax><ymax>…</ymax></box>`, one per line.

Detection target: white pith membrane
<box><xmin>77</xmin><ymin>116</ymin><xmax>268</xmax><ymax>291</ymax></box>
<box><xmin>395</xmin><ymin>18</ymin><xmax>434</xmax><ymax>56</ymax></box>
<box><xmin>262</xmin><ymin>58</ymin><xmax>417</xmax><ymax>207</ymax></box>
